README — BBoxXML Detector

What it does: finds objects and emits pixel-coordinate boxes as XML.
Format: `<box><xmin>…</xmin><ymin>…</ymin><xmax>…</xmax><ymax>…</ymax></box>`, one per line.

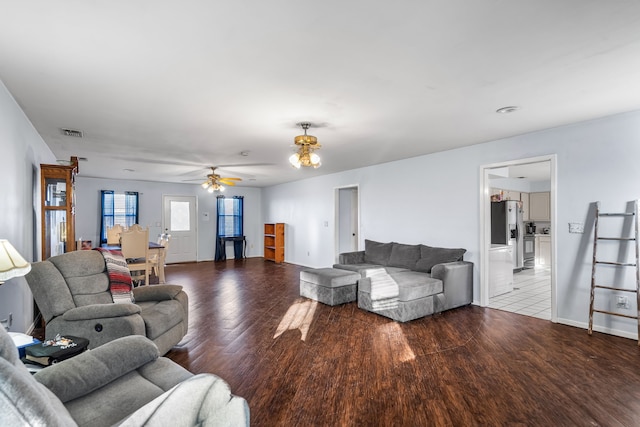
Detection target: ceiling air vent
<box><xmin>61</xmin><ymin>128</ymin><xmax>83</xmax><ymax>138</ymax></box>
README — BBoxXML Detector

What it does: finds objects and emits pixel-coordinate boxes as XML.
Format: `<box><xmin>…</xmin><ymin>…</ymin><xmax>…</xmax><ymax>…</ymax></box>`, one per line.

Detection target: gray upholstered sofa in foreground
<box><xmin>0</xmin><ymin>324</ymin><xmax>249</xmax><ymax>426</ymax></box>
<box><xmin>25</xmin><ymin>250</ymin><xmax>188</xmax><ymax>355</ymax></box>
<box><xmin>333</xmin><ymin>239</ymin><xmax>473</xmax><ymax>321</ymax></box>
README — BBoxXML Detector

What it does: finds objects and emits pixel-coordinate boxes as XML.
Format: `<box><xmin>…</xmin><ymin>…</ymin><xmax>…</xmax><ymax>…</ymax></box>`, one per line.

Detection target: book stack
<box><xmin>24</xmin><ymin>335</ymin><xmax>89</xmax><ymax>366</ymax></box>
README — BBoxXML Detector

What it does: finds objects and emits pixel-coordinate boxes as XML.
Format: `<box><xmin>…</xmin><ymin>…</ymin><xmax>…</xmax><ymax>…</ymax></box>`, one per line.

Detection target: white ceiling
<box><xmin>1</xmin><ymin>1</ymin><xmax>640</xmax><ymax>187</ymax></box>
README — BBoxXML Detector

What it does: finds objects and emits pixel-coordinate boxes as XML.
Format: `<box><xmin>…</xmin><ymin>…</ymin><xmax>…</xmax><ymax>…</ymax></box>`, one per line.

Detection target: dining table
<box><xmin>100</xmin><ymin>241</ymin><xmax>166</xmax><ymax>283</ymax></box>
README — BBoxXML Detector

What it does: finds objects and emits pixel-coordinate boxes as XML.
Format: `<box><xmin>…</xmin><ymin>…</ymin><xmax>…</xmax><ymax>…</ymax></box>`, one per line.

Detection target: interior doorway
<box><xmin>480</xmin><ymin>155</ymin><xmax>557</xmax><ymax>322</ymax></box>
<box><xmin>335</xmin><ymin>186</ymin><xmax>359</xmax><ymax>261</ymax></box>
<box><xmin>162</xmin><ymin>195</ymin><xmax>198</xmax><ymax>263</ymax></box>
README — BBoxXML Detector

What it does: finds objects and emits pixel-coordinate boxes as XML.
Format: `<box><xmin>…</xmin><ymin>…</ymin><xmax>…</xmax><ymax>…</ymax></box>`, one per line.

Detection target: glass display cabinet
<box><xmin>40</xmin><ymin>157</ymin><xmax>78</xmax><ymax>259</ymax></box>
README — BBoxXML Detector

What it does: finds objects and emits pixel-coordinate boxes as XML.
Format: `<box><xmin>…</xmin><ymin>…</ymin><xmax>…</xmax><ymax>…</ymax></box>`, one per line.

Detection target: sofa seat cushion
<box><xmin>333</xmin><ymin>263</ymin><xmax>410</xmax><ymax>276</ymax></box>
<box><xmin>300</xmin><ymin>268</ymin><xmax>360</xmax><ymax>288</ymax></box>
<box><xmin>65</xmin><ymin>369</ymin><xmax>173</xmax><ymax>427</ymax></box>
<box><xmin>389</xmin><ymin>272</ymin><xmax>443</xmax><ymax>301</ymax></box>
<box><xmin>137</xmin><ymin>300</ymin><xmax>184</xmax><ymax>340</ymax></box>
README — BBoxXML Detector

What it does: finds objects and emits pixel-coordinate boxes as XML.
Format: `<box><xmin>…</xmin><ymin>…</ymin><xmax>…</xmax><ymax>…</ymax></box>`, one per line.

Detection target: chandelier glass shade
<box><xmin>201</xmin><ymin>179</ymin><xmax>225</xmax><ymax>192</ymax></box>
<box><xmin>290</xmin><ymin>123</ymin><xmax>321</xmax><ymax>169</ymax></box>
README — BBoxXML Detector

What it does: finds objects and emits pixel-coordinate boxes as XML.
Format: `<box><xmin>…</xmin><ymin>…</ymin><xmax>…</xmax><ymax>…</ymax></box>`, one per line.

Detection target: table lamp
<box><xmin>0</xmin><ymin>239</ymin><xmax>31</xmax><ymax>285</ymax></box>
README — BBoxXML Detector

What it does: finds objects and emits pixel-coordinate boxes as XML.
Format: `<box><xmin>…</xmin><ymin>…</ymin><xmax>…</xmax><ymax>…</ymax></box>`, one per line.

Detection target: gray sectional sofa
<box><xmin>333</xmin><ymin>239</ymin><xmax>473</xmax><ymax>322</ymax></box>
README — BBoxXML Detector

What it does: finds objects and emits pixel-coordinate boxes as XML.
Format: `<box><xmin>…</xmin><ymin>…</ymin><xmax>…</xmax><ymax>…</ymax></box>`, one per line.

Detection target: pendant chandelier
<box><xmin>289</xmin><ymin>122</ymin><xmax>321</xmax><ymax>169</ymax></box>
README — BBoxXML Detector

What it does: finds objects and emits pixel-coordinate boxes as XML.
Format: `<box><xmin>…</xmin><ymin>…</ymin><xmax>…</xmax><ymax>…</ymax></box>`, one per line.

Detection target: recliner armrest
<box><xmin>338</xmin><ymin>251</ymin><xmax>365</xmax><ymax>264</ymax></box>
<box><xmin>133</xmin><ymin>284</ymin><xmax>183</xmax><ymax>302</ymax></box>
<box><xmin>34</xmin><ymin>335</ymin><xmax>159</xmax><ymax>403</ymax></box>
<box><xmin>62</xmin><ymin>303</ymin><xmax>141</xmax><ymax>321</ymax></box>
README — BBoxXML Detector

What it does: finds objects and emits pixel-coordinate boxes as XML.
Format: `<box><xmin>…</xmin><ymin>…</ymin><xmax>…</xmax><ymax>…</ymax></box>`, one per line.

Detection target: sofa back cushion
<box><xmin>48</xmin><ymin>250</ymin><xmax>113</xmax><ymax>306</ymax></box>
<box><xmin>25</xmin><ymin>261</ymin><xmax>77</xmax><ymax>323</ymax></box>
<box><xmin>364</xmin><ymin>240</ymin><xmax>393</xmax><ymax>266</ymax></box>
<box><xmin>415</xmin><ymin>245</ymin><xmax>466</xmax><ymax>273</ymax></box>
<box><xmin>388</xmin><ymin>243</ymin><xmax>421</xmax><ymax>270</ymax></box>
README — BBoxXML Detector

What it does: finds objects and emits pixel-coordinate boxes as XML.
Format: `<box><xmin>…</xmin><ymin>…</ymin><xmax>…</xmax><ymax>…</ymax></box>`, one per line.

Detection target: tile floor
<box><xmin>489</xmin><ymin>266</ymin><xmax>551</xmax><ymax>320</ymax></box>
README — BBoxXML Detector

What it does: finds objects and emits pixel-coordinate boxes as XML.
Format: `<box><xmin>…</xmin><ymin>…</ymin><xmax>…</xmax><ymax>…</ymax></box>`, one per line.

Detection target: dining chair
<box><xmin>120</xmin><ymin>226</ymin><xmax>151</xmax><ymax>286</ymax></box>
<box><xmin>150</xmin><ymin>233</ymin><xmax>170</xmax><ymax>284</ymax></box>
<box><xmin>128</xmin><ymin>224</ymin><xmax>145</xmax><ymax>232</ymax></box>
<box><xmin>106</xmin><ymin>224</ymin><xmax>124</xmax><ymax>245</ymax></box>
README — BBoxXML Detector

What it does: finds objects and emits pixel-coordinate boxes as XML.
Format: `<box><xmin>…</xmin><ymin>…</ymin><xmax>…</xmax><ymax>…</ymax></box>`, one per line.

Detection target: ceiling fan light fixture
<box><xmin>199</xmin><ymin>167</ymin><xmax>238</xmax><ymax>193</ymax></box>
<box><xmin>290</xmin><ymin>122</ymin><xmax>322</xmax><ymax>169</ymax></box>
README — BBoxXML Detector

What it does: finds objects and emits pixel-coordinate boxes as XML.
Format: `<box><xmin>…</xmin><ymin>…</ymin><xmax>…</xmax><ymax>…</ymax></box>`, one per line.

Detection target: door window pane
<box><xmin>171</xmin><ymin>201</ymin><xmax>191</xmax><ymax>231</ymax></box>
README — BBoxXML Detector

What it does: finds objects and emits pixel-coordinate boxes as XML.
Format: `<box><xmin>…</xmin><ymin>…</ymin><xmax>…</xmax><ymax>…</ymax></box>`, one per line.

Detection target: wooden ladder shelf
<box><xmin>588</xmin><ymin>200</ymin><xmax>640</xmax><ymax>345</ymax></box>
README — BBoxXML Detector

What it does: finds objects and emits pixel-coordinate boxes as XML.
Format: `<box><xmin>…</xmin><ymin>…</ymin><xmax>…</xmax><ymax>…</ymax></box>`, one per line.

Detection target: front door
<box><xmin>162</xmin><ymin>195</ymin><xmax>197</xmax><ymax>263</ymax></box>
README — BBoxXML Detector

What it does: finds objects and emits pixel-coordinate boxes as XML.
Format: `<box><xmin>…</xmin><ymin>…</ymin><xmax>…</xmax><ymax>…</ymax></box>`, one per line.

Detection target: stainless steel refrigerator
<box><xmin>491</xmin><ymin>200</ymin><xmax>524</xmax><ymax>271</ymax></box>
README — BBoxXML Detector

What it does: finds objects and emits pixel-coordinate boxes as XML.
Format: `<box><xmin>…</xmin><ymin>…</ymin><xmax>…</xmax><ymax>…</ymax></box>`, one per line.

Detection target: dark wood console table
<box><xmin>216</xmin><ymin>235</ymin><xmax>246</xmax><ymax>260</ymax></box>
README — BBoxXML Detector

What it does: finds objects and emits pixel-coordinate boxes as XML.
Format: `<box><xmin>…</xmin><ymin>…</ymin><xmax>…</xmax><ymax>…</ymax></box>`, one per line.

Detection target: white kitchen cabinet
<box><xmin>503</xmin><ymin>190</ymin><xmax>521</xmax><ymax>201</ymax></box>
<box><xmin>535</xmin><ymin>235</ymin><xmax>551</xmax><ymax>266</ymax></box>
<box><xmin>489</xmin><ymin>245</ymin><xmax>514</xmax><ymax>297</ymax></box>
<box><xmin>521</xmin><ymin>192</ymin><xmax>530</xmax><ymax>221</ymax></box>
<box><xmin>490</xmin><ymin>188</ymin><xmax>521</xmax><ymax>201</ymax></box>
<box><xmin>529</xmin><ymin>192</ymin><xmax>550</xmax><ymax>221</ymax></box>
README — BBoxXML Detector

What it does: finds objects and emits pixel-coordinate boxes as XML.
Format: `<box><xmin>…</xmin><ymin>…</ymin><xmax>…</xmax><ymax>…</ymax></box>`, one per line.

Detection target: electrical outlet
<box><xmin>616</xmin><ymin>296</ymin><xmax>630</xmax><ymax>309</ymax></box>
<box><xmin>568</xmin><ymin>222</ymin><xmax>584</xmax><ymax>233</ymax></box>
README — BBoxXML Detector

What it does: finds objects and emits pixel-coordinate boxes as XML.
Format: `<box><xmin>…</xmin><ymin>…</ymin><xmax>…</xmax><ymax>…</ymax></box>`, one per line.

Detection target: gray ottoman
<box><xmin>300</xmin><ymin>268</ymin><xmax>361</xmax><ymax>306</ymax></box>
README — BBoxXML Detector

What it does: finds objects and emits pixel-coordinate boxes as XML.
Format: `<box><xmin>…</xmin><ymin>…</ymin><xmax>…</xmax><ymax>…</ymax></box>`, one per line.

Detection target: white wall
<box><xmin>0</xmin><ymin>80</ymin><xmax>56</xmax><ymax>332</ymax></box>
<box><xmin>263</xmin><ymin>110</ymin><xmax>640</xmax><ymax>339</ymax></box>
<box><xmin>76</xmin><ymin>177</ymin><xmax>263</xmax><ymax>261</ymax></box>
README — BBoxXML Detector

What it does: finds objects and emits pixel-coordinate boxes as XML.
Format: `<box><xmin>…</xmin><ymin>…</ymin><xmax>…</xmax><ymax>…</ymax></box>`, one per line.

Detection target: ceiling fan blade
<box><xmin>221</xmin><ymin>181</ymin><xmax>237</xmax><ymax>186</ymax></box>
<box><xmin>220</xmin><ymin>177</ymin><xmax>241</xmax><ymax>181</ymax></box>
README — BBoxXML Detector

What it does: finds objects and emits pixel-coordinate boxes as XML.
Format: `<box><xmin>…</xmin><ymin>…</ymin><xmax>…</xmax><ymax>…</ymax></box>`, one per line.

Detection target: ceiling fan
<box><xmin>199</xmin><ymin>167</ymin><xmax>241</xmax><ymax>193</ymax></box>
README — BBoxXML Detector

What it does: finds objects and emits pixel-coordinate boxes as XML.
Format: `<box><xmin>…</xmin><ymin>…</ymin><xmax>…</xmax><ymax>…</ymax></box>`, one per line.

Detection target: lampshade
<box><xmin>290</xmin><ymin>122</ymin><xmax>321</xmax><ymax>168</ymax></box>
<box><xmin>0</xmin><ymin>240</ymin><xmax>31</xmax><ymax>284</ymax></box>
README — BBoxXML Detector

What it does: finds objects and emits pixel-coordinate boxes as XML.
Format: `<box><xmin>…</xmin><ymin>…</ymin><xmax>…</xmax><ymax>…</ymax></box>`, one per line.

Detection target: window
<box><xmin>216</xmin><ymin>196</ymin><xmax>243</xmax><ymax>237</ymax></box>
<box><xmin>100</xmin><ymin>190</ymin><xmax>139</xmax><ymax>243</ymax></box>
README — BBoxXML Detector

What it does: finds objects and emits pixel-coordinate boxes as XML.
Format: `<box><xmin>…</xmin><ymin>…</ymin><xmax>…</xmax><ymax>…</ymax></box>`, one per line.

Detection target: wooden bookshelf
<box><xmin>264</xmin><ymin>223</ymin><xmax>284</xmax><ymax>263</ymax></box>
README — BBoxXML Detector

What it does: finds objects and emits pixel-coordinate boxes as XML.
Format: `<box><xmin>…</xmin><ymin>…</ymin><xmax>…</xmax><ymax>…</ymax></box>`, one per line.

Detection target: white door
<box><xmin>162</xmin><ymin>195</ymin><xmax>197</xmax><ymax>263</ymax></box>
<box><xmin>337</xmin><ymin>186</ymin><xmax>359</xmax><ymax>257</ymax></box>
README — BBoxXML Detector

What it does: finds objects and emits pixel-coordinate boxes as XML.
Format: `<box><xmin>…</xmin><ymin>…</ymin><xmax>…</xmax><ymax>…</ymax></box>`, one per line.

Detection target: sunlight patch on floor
<box><xmin>376</xmin><ymin>322</ymin><xmax>415</xmax><ymax>363</ymax></box>
<box><xmin>274</xmin><ymin>298</ymin><xmax>318</xmax><ymax>341</ymax></box>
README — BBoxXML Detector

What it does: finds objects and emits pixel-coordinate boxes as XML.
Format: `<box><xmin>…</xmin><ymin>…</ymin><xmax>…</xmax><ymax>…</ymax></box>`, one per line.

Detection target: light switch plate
<box><xmin>568</xmin><ymin>222</ymin><xmax>584</xmax><ymax>233</ymax></box>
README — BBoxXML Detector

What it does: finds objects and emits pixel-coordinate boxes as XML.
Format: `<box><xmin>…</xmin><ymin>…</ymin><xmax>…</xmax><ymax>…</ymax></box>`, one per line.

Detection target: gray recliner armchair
<box><xmin>25</xmin><ymin>250</ymin><xmax>188</xmax><ymax>355</ymax></box>
<box><xmin>0</xmin><ymin>324</ymin><xmax>249</xmax><ymax>426</ymax></box>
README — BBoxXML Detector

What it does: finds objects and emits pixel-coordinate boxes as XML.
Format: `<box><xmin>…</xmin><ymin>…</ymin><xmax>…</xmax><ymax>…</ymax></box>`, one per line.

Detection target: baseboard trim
<box><xmin>556</xmin><ymin>317</ymin><xmax>638</xmax><ymax>341</ymax></box>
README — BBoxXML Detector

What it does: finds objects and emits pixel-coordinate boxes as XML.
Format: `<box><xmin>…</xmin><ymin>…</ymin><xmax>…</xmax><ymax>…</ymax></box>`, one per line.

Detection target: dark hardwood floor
<box><xmin>163</xmin><ymin>258</ymin><xmax>640</xmax><ymax>426</ymax></box>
